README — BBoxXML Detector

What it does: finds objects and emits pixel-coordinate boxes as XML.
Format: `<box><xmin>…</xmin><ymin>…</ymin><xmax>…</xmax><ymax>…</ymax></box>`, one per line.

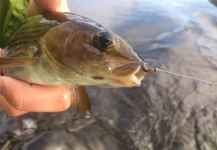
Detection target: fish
<box><xmin>0</xmin><ymin>12</ymin><xmax>156</xmax><ymax>118</ymax></box>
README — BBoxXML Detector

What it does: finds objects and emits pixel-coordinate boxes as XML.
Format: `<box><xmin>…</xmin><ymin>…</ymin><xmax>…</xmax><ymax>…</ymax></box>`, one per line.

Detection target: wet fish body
<box><xmin>0</xmin><ymin>12</ymin><xmax>155</xmax><ymax>117</ymax></box>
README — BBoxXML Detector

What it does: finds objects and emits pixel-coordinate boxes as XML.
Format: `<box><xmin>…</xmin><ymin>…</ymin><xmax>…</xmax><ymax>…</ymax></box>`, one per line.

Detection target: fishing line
<box><xmin>154</xmin><ymin>68</ymin><xmax>217</xmax><ymax>85</ymax></box>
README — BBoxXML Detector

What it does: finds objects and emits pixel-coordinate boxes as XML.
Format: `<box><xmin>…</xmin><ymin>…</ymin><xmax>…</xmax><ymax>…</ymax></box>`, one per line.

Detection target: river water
<box><xmin>1</xmin><ymin>0</ymin><xmax>217</xmax><ymax>150</ymax></box>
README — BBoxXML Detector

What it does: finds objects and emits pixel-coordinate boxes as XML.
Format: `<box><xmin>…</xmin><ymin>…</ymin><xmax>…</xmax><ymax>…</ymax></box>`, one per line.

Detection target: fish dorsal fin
<box><xmin>70</xmin><ymin>85</ymin><xmax>91</xmax><ymax>118</ymax></box>
<box><xmin>0</xmin><ymin>58</ymin><xmax>38</xmax><ymax>67</ymax></box>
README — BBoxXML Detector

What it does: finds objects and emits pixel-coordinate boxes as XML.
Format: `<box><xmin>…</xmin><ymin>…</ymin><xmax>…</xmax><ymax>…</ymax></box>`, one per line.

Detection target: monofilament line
<box><xmin>155</xmin><ymin>68</ymin><xmax>217</xmax><ymax>85</ymax></box>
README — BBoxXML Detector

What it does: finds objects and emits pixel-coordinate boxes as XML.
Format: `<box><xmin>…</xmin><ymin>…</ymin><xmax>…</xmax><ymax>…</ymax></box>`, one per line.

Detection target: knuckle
<box><xmin>0</xmin><ymin>77</ymin><xmax>24</xmax><ymax>110</ymax></box>
<box><xmin>10</xmin><ymin>96</ymin><xmax>24</xmax><ymax>110</ymax></box>
<box><xmin>57</xmin><ymin>94</ymin><xmax>71</xmax><ymax>111</ymax></box>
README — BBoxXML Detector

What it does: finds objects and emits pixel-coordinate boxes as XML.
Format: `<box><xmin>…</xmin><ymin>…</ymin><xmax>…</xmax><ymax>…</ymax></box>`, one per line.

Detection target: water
<box><xmin>68</xmin><ymin>0</ymin><xmax>217</xmax><ymax>68</ymax></box>
<box><xmin>1</xmin><ymin>0</ymin><xmax>217</xmax><ymax>149</ymax></box>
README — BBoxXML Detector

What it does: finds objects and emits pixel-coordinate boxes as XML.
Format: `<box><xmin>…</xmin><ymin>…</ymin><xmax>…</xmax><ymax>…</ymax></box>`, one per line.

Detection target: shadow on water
<box><xmin>1</xmin><ymin>0</ymin><xmax>217</xmax><ymax>150</ymax></box>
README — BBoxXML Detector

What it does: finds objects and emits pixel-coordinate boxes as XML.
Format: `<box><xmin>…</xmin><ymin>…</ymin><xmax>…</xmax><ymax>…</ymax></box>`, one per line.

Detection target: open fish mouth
<box><xmin>109</xmin><ymin>62</ymin><xmax>156</xmax><ymax>87</ymax></box>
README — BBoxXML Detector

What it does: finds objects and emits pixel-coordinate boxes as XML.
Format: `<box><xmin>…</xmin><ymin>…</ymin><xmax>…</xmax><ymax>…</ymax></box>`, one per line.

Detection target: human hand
<box><xmin>27</xmin><ymin>0</ymin><xmax>70</xmax><ymax>17</ymax></box>
<box><xmin>0</xmin><ymin>49</ymin><xmax>73</xmax><ymax>116</ymax></box>
<box><xmin>0</xmin><ymin>0</ymin><xmax>73</xmax><ymax>116</ymax></box>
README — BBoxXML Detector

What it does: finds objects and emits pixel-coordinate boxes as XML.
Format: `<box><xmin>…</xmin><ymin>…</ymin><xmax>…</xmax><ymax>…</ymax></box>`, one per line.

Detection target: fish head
<box><xmin>44</xmin><ymin>13</ymin><xmax>155</xmax><ymax>87</ymax></box>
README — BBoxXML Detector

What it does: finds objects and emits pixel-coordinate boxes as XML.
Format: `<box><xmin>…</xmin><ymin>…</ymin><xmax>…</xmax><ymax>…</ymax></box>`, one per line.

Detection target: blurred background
<box><xmin>1</xmin><ymin>0</ymin><xmax>217</xmax><ymax>149</ymax></box>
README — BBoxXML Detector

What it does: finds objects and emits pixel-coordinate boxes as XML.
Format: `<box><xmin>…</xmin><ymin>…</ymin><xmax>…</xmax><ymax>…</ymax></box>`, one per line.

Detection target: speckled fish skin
<box><xmin>0</xmin><ymin>12</ymin><xmax>155</xmax><ymax>117</ymax></box>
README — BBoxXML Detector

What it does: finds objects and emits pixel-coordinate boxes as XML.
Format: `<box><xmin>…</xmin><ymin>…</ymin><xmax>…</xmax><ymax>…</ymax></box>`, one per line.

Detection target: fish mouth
<box><xmin>110</xmin><ymin>62</ymin><xmax>156</xmax><ymax>87</ymax></box>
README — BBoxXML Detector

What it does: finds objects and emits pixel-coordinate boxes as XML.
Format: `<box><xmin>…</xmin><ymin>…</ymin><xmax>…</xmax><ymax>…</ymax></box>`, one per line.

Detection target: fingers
<box><xmin>27</xmin><ymin>0</ymin><xmax>69</xmax><ymax>17</ymax></box>
<box><xmin>0</xmin><ymin>76</ymin><xmax>73</xmax><ymax>116</ymax></box>
<box><xmin>0</xmin><ymin>48</ymin><xmax>73</xmax><ymax>116</ymax></box>
<box><xmin>0</xmin><ymin>94</ymin><xmax>28</xmax><ymax>116</ymax></box>
<box><xmin>33</xmin><ymin>0</ymin><xmax>70</xmax><ymax>12</ymax></box>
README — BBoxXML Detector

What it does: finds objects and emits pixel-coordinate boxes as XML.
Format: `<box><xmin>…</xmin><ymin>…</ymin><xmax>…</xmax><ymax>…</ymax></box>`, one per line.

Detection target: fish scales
<box><xmin>6</xmin><ymin>19</ymin><xmax>58</xmax><ymax>57</ymax></box>
<box><xmin>0</xmin><ymin>12</ymin><xmax>155</xmax><ymax>116</ymax></box>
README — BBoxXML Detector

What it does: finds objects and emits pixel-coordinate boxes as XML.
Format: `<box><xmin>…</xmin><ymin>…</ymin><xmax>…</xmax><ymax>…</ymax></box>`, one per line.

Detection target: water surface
<box><xmin>1</xmin><ymin>0</ymin><xmax>217</xmax><ymax>150</ymax></box>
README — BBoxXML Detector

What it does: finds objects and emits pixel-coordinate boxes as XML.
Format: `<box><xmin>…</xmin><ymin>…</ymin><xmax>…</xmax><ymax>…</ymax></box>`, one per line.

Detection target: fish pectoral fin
<box><xmin>0</xmin><ymin>57</ymin><xmax>38</xmax><ymax>67</ymax></box>
<box><xmin>70</xmin><ymin>85</ymin><xmax>91</xmax><ymax>118</ymax></box>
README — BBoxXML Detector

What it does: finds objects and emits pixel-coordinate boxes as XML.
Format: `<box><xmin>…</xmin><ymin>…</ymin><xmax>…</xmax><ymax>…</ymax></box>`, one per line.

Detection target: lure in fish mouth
<box><xmin>0</xmin><ymin>12</ymin><xmax>156</xmax><ymax>117</ymax></box>
<box><xmin>106</xmin><ymin>61</ymin><xmax>155</xmax><ymax>87</ymax></box>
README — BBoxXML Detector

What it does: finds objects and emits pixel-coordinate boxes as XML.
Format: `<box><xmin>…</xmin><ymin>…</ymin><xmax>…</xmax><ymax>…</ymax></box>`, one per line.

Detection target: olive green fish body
<box><xmin>1</xmin><ymin>12</ymin><xmax>155</xmax><ymax>117</ymax></box>
<box><xmin>4</xmin><ymin>15</ymin><xmax>66</xmax><ymax>85</ymax></box>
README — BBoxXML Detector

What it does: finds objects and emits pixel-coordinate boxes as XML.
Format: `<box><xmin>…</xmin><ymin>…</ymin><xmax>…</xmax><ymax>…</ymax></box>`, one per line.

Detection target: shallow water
<box><xmin>69</xmin><ymin>0</ymin><xmax>217</xmax><ymax>67</ymax></box>
<box><xmin>1</xmin><ymin>0</ymin><xmax>217</xmax><ymax>150</ymax></box>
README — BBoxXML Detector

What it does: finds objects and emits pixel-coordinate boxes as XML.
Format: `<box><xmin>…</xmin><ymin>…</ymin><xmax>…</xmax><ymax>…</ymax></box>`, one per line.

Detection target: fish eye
<box><xmin>92</xmin><ymin>31</ymin><xmax>115</xmax><ymax>51</ymax></box>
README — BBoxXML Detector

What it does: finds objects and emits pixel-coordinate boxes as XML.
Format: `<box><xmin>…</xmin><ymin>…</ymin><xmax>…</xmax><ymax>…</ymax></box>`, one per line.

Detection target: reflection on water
<box><xmin>1</xmin><ymin>0</ymin><xmax>217</xmax><ymax>149</ymax></box>
<box><xmin>69</xmin><ymin>0</ymin><xmax>188</xmax><ymax>53</ymax></box>
<box><xmin>69</xmin><ymin>0</ymin><xmax>217</xmax><ymax>66</ymax></box>
<box><xmin>68</xmin><ymin>0</ymin><xmax>215</xmax><ymax>29</ymax></box>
